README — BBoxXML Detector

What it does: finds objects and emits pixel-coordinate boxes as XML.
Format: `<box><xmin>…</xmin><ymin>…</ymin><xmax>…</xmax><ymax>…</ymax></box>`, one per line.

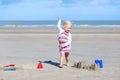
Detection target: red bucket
<box><xmin>37</xmin><ymin>62</ymin><xmax>43</xmax><ymax>69</ymax></box>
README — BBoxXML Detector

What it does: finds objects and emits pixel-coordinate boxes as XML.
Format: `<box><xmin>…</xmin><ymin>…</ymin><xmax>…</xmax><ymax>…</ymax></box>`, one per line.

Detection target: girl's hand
<box><xmin>58</xmin><ymin>16</ymin><xmax>60</xmax><ymax>21</ymax></box>
<box><xmin>60</xmin><ymin>44</ymin><xmax>65</xmax><ymax>47</ymax></box>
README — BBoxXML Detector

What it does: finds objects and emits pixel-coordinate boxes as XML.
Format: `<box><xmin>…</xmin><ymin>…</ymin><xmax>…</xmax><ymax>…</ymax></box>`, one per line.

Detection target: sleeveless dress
<box><xmin>57</xmin><ymin>19</ymin><xmax>72</xmax><ymax>53</ymax></box>
<box><xmin>58</xmin><ymin>31</ymin><xmax>71</xmax><ymax>53</ymax></box>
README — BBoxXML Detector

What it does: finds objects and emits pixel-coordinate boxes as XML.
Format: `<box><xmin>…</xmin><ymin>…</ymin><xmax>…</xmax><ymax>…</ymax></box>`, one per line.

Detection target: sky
<box><xmin>0</xmin><ymin>0</ymin><xmax>120</xmax><ymax>20</ymax></box>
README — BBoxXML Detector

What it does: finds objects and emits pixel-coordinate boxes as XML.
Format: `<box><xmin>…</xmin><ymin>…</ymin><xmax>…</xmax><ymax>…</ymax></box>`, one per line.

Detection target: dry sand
<box><xmin>0</xmin><ymin>28</ymin><xmax>120</xmax><ymax>80</ymax></box>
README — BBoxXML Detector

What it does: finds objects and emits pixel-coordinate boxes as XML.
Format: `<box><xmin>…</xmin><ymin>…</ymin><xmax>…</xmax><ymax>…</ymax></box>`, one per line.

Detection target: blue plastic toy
<box><xmin>95</xmin><ymin>59</ymin><xmax>103</xmax><ymax>68</ymax></box>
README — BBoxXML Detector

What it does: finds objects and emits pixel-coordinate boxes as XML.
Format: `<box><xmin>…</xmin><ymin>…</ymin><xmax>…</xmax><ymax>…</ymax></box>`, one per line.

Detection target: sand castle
<box><xmin>73</xmin><ymin>60</ymin><xmax>100</xmax><ymax>71</ymax></box>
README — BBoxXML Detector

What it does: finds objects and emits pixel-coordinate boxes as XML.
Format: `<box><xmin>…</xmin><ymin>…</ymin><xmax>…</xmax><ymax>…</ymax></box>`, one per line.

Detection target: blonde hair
<box><xmin>63</xmin><ymin>21</ymin><xmax>72</xmax><ymax>28</ymax></box>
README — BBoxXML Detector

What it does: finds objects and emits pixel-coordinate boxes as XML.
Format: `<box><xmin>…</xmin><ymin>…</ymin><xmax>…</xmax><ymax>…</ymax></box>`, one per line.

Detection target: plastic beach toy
<box><xmin>37</xmin><ymin>61</ymin><xmax>43</xmax><ymax>69</ymax></box>
<box><xmin>4</xmin><ymin>67</ymin><xmax>16</xmax><ymax>71</ymax></box>
<box><xmin>4</xmin><ymin>64</ymin><xmax>15</xmax><ymax>67</ymax></box>
<box><xmin>3</xmin><ymin>64</ymin><xmax>16</xmax><ymax>71</ymax></box>
<box><xmin>95</xmin><ymin>59</ymin><xmax>103</xmax><ymax>68</ymax></box>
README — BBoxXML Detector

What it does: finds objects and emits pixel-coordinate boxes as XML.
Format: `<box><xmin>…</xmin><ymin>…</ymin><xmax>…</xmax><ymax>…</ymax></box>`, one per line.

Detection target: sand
<box><xmin>0</xmin><ymin>28</ymin><xmax>120</xmax><ymax>80</ymax></box>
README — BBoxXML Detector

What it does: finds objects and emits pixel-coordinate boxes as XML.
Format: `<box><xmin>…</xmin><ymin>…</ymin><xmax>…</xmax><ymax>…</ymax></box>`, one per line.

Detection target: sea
<box><xmin>0</xmin><ymin>20</ymin><xmax>120</xmax><ymax>28</ymax></box>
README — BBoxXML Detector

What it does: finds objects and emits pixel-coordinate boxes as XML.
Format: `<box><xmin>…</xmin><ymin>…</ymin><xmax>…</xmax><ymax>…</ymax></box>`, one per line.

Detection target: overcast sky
<box><xmin>0</xmin><ymin>0</ymin><xmax>120</xmax><ymax>20</ymax></box>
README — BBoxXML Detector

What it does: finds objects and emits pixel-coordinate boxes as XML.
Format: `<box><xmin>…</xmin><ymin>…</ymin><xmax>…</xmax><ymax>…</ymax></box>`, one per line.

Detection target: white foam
<box><xmin>0</xmin><ymin>24</ymin><xmax>120</xmax><ymax>28</ymax></box>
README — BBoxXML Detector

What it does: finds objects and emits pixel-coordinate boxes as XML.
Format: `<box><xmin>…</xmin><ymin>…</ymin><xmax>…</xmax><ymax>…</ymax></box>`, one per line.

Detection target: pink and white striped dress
<box><xmin>57</xmin><ymin>19</ymin><xmax>72</xmax><ymax>53</ymax></box>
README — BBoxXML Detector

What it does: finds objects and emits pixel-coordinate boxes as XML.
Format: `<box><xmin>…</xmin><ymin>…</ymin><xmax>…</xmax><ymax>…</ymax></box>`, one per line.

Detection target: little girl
<box><xmin>57</xmin><ymin>16</ymin><xmax>72</xmax><ymax>68</ymax></box>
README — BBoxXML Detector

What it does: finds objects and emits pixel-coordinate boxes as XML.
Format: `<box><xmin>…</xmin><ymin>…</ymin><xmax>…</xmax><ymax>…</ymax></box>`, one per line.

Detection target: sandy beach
<box><xmin>0</xmin><ymin>28</ymin><xmax>120</xmax><ymax>80</ymax></box>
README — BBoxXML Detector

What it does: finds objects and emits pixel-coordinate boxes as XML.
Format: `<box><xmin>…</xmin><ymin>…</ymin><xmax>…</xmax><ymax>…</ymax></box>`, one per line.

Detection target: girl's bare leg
<box><xmin>59</xmin><ymin>52</ymin><xmax>65</xmax><ymax>68</ymax></box>
<box><xmin>65</xmin><ymin>53</ymin><xmax>70</xmax><ymax>66</ymax></box>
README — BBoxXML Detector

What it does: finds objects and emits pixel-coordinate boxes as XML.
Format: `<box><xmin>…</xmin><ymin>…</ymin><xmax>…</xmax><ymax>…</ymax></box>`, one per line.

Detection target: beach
<box><xmin>0</xmin><ymin>28</ymin><xmax>120</xmax><ymax>80</ymax></box>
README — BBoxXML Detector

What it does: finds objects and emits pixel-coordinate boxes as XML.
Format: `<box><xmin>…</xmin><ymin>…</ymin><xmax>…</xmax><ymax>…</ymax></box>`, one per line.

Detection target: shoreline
<box><xmin>0</xmin><ymin>27</ymin><xmax>120</xmax><ymax>34</ymax></box>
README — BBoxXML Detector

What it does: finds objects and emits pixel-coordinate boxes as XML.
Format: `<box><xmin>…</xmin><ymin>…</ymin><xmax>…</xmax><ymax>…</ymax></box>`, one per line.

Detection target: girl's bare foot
<box><xmin>58</xmin><ymin>65</ymin><xmax>63</xmax><ymax>68</ymax></box>
<box><xmin>66</xmin><ymin>63</ymin><xmax>70</xmax><ymax>67</ymax></box>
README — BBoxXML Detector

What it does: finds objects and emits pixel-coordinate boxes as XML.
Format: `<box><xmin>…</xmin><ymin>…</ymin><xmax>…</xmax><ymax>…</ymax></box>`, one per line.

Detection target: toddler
<box><xmin>57</xmin><ymin>16</ymin><xmax>72</xmax><ymax>68</ymax></box>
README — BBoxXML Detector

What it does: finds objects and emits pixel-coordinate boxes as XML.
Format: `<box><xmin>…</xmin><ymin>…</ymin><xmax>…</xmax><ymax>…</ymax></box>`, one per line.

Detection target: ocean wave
<box><xmin>0</xmin><ymin>24</ymin><xmax>120</xmax><ymax>28</ymax></box>
<box><xmin>74</xmin><ymin>25</ymin><xmax>120</xmax><ymax>28</ymax></box>
<box><xmin>0</xmin><ymin>25</ymin><xmax>56</xmax><ymax>28</ymax></box>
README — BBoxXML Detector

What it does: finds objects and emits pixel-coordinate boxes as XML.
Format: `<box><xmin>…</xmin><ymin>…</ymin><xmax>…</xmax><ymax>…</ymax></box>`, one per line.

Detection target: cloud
<box><xmin>61</xmin><ymin>0</ymin><xmax>120</xmax><ymax>7</ymax></box>
<box><xmin>52</xmin><ymin>0</ymin><xmax>119</xmax><ymax>8</ymax></box>
<box><xmin>0</xmin><ymin>0</ymin><xmax>120</xmax><ymax>20</ymax></box>
<box><xmin>0</xmin><ymin>0</ymin><xmax>63</xmax><ymax>20</ymax></box>
<box><xmin>62</xmin><ymin>0</ymin><xmax>79</xmax><ymax>4</ymax></box>
<box><xmin>0</xmin><ymin>0</ymin><xmax>62</xmax><ymax>8</ymax></box>
<box><xmin>0</xmin><ymin>0</ymin><xmax>120</xmax><ymax>8</ymax></box>
<box><xmin>0</xmin><ymin>0</ymin><xmax>22</xmax><ymax>5</ymax></box>
<box><xmin>90</xmin><ymin>0</ymin><xmax>120</xmax><ymax>5</ymax></box>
